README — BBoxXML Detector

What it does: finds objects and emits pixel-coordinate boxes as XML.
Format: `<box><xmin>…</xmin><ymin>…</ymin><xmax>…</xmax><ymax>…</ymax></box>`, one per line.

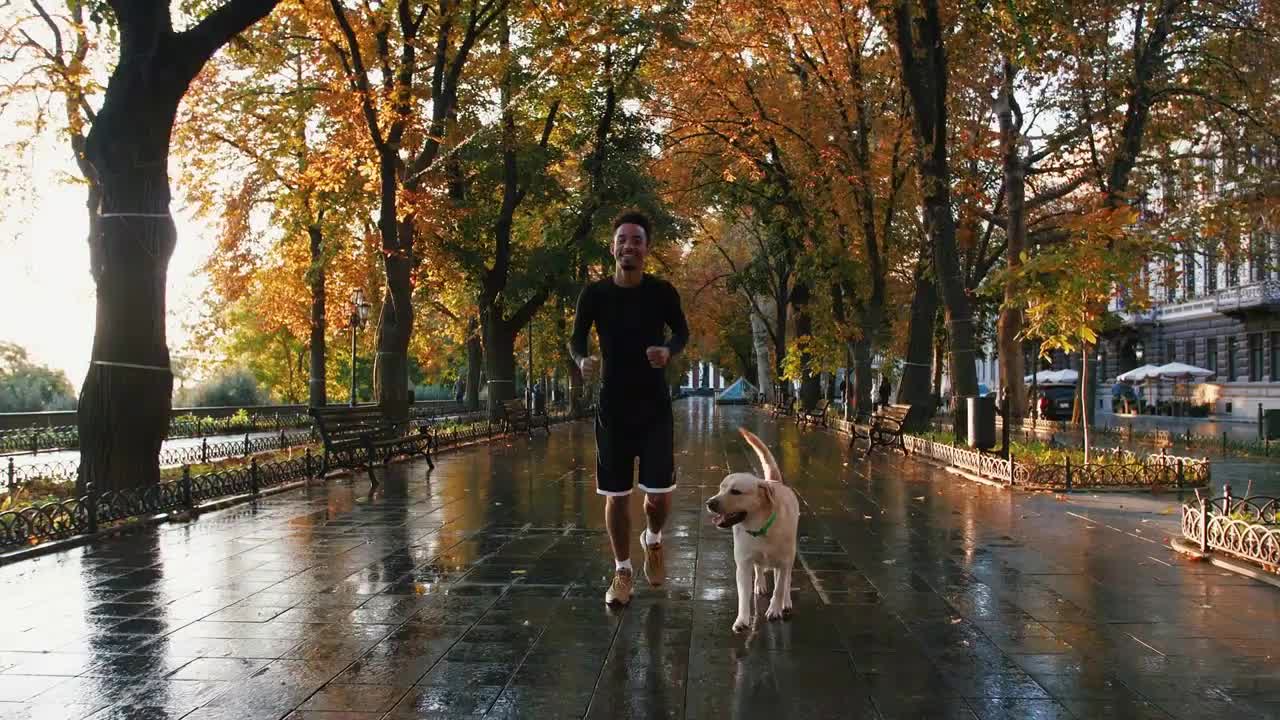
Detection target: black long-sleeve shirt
<box><xmin>569</xmin><ymin>274</ymin><xmax>689</xmax><ymax>422</ymax></box>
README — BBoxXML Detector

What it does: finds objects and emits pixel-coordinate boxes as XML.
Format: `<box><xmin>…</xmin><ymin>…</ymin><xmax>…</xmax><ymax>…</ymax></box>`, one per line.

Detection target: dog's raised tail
<box><xmin>738</xmin><ymin>428</ymin><xmax>784</xmax><ymax>485</ymax></box>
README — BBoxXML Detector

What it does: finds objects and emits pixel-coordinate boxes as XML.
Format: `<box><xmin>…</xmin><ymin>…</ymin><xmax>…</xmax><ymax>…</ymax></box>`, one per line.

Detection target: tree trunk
<box><xmin>898</xmin><ymin>255</ymin><xmax>939</xmax><ymax>430</ymax></box>
<box><xmin>751</xmin><ymin>297</ymin><xmax>773</xmax><ymax>397</ymax></box>
<box><xmin>773</xmin><ymin>287</ymin><xmax>790</xmax><ymax>399</ymax></box>
<box><xmin>791</xmin><ymin>281</ymin><xmax>821</xmax><ymax>409</ymax></box>
<box><xmin>995</xmin><ymin>60</ymin><xmax>1027</xmax><ymax>419</ymax></box>
<box><xmin>307</xmin><ymin>225</ymin><xmax>326</xmax><ymax>407</ymax></box>
<box><xmin>77</xmin><ymin>28</ymin><xmax>184</xmax><ymax>496</ymax></box>
<box><xmin>77</xmin><ymin>0</ymin><xmax>282</xmax><ymax>494</ymax></box>
<box><xmin>851</xmin><ymin>293</ymin><xmax>885</xmax><ymax>419</ymax></box>
<box><xmin>465</xmin><ymin>325</ymin><xmax>483</xmax><ymax>413</ymax></box>
<box><xmin>890</xmin><ymin>0</ymin><xmax>979</xmax><ymax>403</ymax></box>
<box><xmin>931</xmin><ymin>331</ymin><xmax>945</xmax><ymax>408</ymax></box>
<box><xmin>851</xmin><ymin>337</ymin><xmax>874</xmax><ymax>419</ymax></box>
<box><xmin>482</xmin><ymin>312</ymin><xmax>517</xmax><ymax>420</ymax></box>
<box><xmin>78</xmin><ymin>132</ymin><xmax>176</xmax><ymax>494</ymax></box>
<box><xmin>372</xmin><ymin>203</ymin><xmax>413</xmax><ymax>422</ymax></box>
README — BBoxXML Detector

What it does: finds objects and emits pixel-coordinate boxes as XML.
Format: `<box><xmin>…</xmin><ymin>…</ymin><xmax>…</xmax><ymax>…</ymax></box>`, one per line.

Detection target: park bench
<box><xmin>797</xmin><ymin>399</ymin><xmax>831</xmax><ymax>429</ymax></box>
<box><xmin>309</xmin><ymin>405</ymin><xmax>435</xmax><ymax>482</ymax></box>
<box><xmin>850</xmin><ymin>403</ymin><xmax>911</xmax><ymax>456</ymax></box>
<box><xmin>500</xmin><ymin>399</ymin><xmax>550</xmax><ymax>436</ymax></box>
<box><xmin>770</xmin><ymin>397</ymin><xmax>797</xmax><ymax>419</ymax></box>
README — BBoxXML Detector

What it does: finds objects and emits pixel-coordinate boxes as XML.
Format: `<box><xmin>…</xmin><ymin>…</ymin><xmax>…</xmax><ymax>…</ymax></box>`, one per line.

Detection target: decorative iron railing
<box><xmin>0</xmin><ymin>401</ymin><xmax>473</xmax><ymax>455</ymax></box>
<box><xmin>1182</xmin><ymin>493</ymin><xmax>1280</xmax><ymax>572</ymax></box>
<box><xmin>902</xmin><ymin>436</ymin><xmax>1209</xmax><ymax>491</ymax></box>
<box><xmin>0</xmin><ymin>408</ymin><xmax>587</xmax><ymax>551</ymax></box>
<box><xmin>936</xmin><ymin>412</ymin><xmax>1279</xmax><ymax>458</ymax></box>
<box><xmin>2</xmin><ymin>430</ymin><xmax>320</xmax><ymax>490</ymax></box>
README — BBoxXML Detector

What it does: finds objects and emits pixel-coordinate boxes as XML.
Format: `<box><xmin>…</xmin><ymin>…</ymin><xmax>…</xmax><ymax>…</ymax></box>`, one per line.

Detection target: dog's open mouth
<box><xmin>712</xmin><ymin>511</ymin><xmax>747</xmax><ymax>529</ymax></box>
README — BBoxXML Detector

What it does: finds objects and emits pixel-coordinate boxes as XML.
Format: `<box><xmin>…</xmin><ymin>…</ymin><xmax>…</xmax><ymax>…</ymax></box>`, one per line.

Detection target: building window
<box><xmin>1207</xmin><ymin>252</ymin><xmax>1218</xmax><ymax>292</ymax></box>
<box><xmin>1250</xmin><ymin>334</ymin><xmax>1264</xmax><ymax>382</ymax></box>
<box><xmin>1185</xmin><ymin>339</ymin><xmax>1196</xmax><ymax>367</ymax></box>
<box><xmin>1228</xmin><ymin>260</ymin><xmax>1240</xmax><ymax>287</ymax></box>
<box><xmin>1208</xmin><ymin>338</ymin><xmax>1218</xmax><ymax>376</ymax></box>
<box><xmin>1166</xmin><ymin>341</ymin><xmax>1176</xmax><ymax>363</ymax></box>
<box><xmin>1271</xmin><ymin>332</ymin><xmax>1280</xmax><ymax>381</ymax></box>
<box><xmin>1228</xmin><ymin>336</ymin><xmax>1238</xmax><ymax>380</ymax></box>
<box><xmin>1252</xmin><ymin>234</ymin><xmax>1269</xmax><ymax>282</ymax></box>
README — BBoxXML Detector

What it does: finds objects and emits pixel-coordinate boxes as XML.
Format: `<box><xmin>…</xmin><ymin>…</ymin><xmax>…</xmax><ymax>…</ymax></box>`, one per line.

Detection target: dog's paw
<box><xmin>732</xmin><ymin>617</ymin><xmax>750</xmax><ymax>633</ymax></box>
<box><xmin>755</xmin><ymin>582</ymin><xmax>769</xmax><ymax>597</ymax></box>
<box><xmin>765</xmin><ymin>604</ymin><xmax>784</xmax><ymax>621</ymax></box>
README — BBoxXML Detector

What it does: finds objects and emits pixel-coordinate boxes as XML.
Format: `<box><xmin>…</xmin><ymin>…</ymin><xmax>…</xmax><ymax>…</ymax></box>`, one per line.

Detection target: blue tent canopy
<box><xmin>715</xmin><ymin>377</ymin><xmax>758</xmax><ymax>404</ymax></box>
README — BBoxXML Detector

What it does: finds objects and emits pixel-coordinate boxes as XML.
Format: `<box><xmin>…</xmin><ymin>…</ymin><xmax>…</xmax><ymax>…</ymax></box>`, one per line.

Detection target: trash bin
<box><xmin>1265</xmin><ymin>409</ymin><xmax>1280</xmax><ymax>440</ymax></box>
<box><xmin>967</xmin><ymin>395</ymin><xmax>996</xmax><ymax>450</ymax></box>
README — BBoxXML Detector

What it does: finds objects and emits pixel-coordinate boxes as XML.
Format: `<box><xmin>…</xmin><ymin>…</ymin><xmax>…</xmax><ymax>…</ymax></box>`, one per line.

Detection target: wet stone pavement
<box><xmin>1</xmin><ymin>399</ymin><xmax>1278</xmax><ymax>719</ymax></box>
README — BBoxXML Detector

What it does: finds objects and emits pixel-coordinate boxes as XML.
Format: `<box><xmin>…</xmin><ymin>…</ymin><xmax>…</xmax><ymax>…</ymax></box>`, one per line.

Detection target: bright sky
<box><xmin>0</xmin><ymin>130</ymin><xmax>216</xmax><ymax>392</ymax></box>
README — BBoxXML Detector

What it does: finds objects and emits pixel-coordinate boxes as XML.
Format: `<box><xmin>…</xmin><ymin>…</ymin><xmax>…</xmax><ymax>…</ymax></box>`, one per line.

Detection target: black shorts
<box><xmin>595</xmin><ymin>413</ymin><xmax>676</xmax><ymax>496</ymax></box>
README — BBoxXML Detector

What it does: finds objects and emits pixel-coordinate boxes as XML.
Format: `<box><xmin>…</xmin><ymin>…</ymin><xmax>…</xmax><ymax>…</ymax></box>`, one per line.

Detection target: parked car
<box><xmin>1031</xmin><ymin>384</ymin><xmax>1077</xmax><ymax>420</ymax></box>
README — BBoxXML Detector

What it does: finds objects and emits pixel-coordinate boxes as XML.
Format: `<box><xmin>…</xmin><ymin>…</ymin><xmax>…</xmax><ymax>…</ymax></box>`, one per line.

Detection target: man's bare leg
<box><xmin>606</xmin><ymin>495</ymin><xmax>631</xmax><ymax>563</ymax></box>
<box><xmin>605</xmin><ymin>494</ymin><xmax>634</xmax><ymax>605</ymax></box>
<box><xmin>640</xmin><ymin>493</ymin><xmax>671</xmax><ymax>586</ymax></box>
<box><xmin>644</xmin><ymin>493</ymin><xmax>670</xmax><ymax>534</ymax></box>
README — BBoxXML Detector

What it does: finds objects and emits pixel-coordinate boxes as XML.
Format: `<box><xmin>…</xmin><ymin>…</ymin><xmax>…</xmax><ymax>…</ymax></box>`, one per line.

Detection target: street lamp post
<box><xmin>349</xmin><ymin>288</ymin><xmax>371</xmax><ymax>406</ymax></box>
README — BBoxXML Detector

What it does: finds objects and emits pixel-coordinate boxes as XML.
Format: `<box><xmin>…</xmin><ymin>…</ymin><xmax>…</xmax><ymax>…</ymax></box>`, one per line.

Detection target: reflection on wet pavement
<box><xmin>0</xmin><ymin>399</ymin><xmax>1276</xmax><ymax>719</ymax></box>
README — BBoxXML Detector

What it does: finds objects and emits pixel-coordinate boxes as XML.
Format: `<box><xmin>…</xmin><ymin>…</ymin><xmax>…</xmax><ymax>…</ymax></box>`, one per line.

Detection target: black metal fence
<box><xmin>0</xmin><ymin>401</ymin><xmax>470</xmax><ymax>455</ymax></box>
<box><xmin>902</xmin><ymin>435</ymin><xmax>1209</xmax><ymax>491</ymax></box>
<box><xmin>980</xmin><ymin>415</ymin><xmax>1276</xmax><ymax>458</ymax></box>
<box><xmin>3</xmin><ymin>429</ymin><xmax>319</xmax><ymax>490</ymax></box>
<box><xmin>1182</xmin><ymin>491</ymin><xmax>1280</xmax><ymax>572</ymax></box>
<box><xmin>0</xmin><ymin>407</ymin><xmax>586</xmax><ymax>551</ymax></box>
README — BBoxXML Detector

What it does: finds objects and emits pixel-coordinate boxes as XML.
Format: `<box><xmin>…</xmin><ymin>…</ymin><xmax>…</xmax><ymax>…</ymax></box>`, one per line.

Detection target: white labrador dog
<box><xmin>705</xmin><ymin>427</ymin><xmax>799</xmax><ymax>633</ymax></box>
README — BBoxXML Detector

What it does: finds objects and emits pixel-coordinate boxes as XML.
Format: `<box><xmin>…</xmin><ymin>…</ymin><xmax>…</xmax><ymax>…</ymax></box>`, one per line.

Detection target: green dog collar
<box><xmin>746</xmin><ymin>511</ymin><xmax>777</xmax><ymax>538</ymax></box>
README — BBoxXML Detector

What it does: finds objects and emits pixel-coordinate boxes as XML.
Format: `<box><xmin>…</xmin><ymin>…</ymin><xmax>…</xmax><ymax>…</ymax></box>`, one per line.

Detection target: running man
<box><xmin>569</xmin><ymin>210</ymin><xmax>690</xmax><ymax>606</ymax></box>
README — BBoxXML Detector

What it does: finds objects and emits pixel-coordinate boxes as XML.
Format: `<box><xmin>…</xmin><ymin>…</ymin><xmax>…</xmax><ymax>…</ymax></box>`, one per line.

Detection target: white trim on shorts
<box><xmin>596</xmin><ymin>488</ymin><xmax>633</xmax><ymax>497</ymax></box>
<box><xmin>637</xmin><ymin>483</ymin><xmax>677</xmax><ymax>494</ymax></box>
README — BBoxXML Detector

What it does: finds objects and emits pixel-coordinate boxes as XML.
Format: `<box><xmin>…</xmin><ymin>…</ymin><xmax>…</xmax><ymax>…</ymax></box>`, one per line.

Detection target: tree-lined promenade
<box><xmin>1</xmin><ymin>0</ymin><xmax>1276</xmax><ymax>492</ymax></box>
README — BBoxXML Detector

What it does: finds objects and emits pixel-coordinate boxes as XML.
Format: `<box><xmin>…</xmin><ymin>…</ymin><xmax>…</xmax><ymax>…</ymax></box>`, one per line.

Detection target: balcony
<box><xmin>1214</xmin><ymin>280</ymin><xmax>1280</xmax><ymax>317</ymax></box>
<box><xmin>1112</xmin><ymin>296</ymin><xmax>1155</xmax><ymax>325</ymax></box>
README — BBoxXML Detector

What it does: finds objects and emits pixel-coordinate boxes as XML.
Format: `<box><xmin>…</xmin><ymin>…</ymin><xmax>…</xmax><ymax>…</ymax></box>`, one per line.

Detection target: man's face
<box><xmin>612</xmin><ymin>223</ymin><xmax>648</xmax><ymax>271</ymax></box>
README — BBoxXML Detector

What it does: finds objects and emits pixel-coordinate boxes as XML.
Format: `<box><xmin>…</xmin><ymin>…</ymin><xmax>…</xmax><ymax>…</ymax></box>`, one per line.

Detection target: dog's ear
<box><xmin>758</xmin><ymin>480</ymin><xmax>775</xmax><ymax>507</ymax></box>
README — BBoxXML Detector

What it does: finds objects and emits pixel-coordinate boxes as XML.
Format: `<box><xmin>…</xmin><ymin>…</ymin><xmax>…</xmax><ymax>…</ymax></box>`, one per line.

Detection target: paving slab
<box><xmin>0</xmin><ymin>399</ymin><xmax>1275</xmax><ymax>719</ymax></box>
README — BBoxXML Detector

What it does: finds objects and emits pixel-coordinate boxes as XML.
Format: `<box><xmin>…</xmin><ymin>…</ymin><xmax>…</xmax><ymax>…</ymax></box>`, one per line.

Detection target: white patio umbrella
<box><xmin>1043</xmin><ymin>369</ymin><xmax>1079</xmax><ymax>384</ymax></box>
<box><xmin>1153</xmin><ymin>362</ymin><xmax>1214</xmax><ymax>380</ymax></box>
<box><xmin>1117</xmin><ymin>364</ymin><xmax>1160</xmax><ymax>383</ymax></box>
<box><xmin>1023</xmin><ymin>369</ymin><xmax>1080</xmax><ymax>384</ymax></box>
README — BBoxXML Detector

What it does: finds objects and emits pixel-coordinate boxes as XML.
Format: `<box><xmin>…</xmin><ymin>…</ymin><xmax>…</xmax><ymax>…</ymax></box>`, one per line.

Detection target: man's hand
<box><xmin>579</xmin><ymin>355</ymin><xmax>601</xmax><ymax>380</ymax></box>
<box><xmin>646</xmin><ymin>346</ymin><xmax>671</xmax><ymax>368</ymax></box>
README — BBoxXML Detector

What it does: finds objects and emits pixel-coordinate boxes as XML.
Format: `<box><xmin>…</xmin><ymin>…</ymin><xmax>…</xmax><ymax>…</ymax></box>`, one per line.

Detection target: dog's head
<box><xmin>705</xmin><ymin>471</ymin><xmax>774</xmax><ymax>530</ymax></box>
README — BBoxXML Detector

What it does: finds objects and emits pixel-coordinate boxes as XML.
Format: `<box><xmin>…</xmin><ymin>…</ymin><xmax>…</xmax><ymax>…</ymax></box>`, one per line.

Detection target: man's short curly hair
<box><xmin>611</xmin><ymin>209</ymin><xmax>652</xmax><ymax>245</ymax></box>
